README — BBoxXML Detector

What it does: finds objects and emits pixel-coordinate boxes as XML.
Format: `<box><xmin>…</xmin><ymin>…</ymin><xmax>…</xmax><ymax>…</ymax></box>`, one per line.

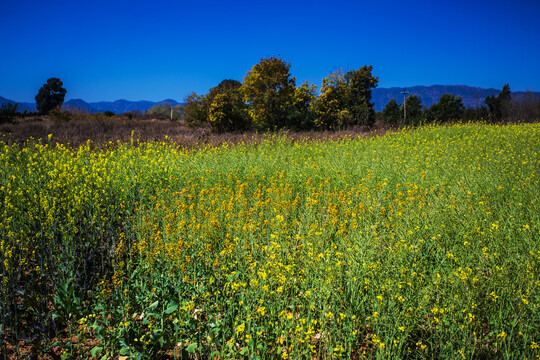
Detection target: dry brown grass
<box><xmin>0</xmin><ymin>116</ymin><xmax>389</xmax><ymax>149</ymax></box>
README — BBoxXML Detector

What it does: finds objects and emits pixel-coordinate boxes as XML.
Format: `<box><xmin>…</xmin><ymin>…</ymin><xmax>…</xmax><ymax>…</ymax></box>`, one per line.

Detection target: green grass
<box><xmin>1</xmin><ymin>123</ymin><xmax>539</xmax><ymax>359</ymax></box>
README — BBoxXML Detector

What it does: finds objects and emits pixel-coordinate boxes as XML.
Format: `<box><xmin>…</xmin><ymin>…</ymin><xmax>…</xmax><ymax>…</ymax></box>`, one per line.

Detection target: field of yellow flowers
<box><xmin>1</xmin><ymin>123</ymin><xmax>539</xmax><ymax>359</ymax></box>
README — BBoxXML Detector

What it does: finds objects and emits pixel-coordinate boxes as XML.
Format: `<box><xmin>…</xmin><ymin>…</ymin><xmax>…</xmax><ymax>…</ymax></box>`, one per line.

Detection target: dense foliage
<box><xmin>240</xmin><ymin>56</ymin><xmax>297</xmax><ymax>130</ymax></box>
<box><xmin>381</xmin><ymin>84</ymin><xmax>536</xmax><ymax>127</ymax></box>
<box><xmin>401</xmin><ymin>94</ymin><xmax>424</xmax><ymax>126</ymax></box>
<box><xmin>179</xmin><ymin>57</ymin><xmax>378</xmax><ymax>132</ymax></box>
<box><xmin>381</xmin><ymin>98</ymin><xmax>401</xmax><ymax>127</ymax></box>
<box><xmin>425</xmin><ymin>94</ymin><xmax>465</xmax><ymax>123</ymax></box>
<box><xmin>207</xmin><ymin>80</ymin><xmax>249</xmax><ymax>132</ymax></box>
<box><xmin>313</xmin><ymin>67</ymin><xmax>378</xmax><ymax>129</ymax></box>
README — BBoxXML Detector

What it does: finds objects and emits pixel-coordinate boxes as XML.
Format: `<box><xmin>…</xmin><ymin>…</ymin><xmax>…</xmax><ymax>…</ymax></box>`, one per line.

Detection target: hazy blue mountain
<box><xmin>511</xmin><ymin>91</ymin><xmax>540</xmax><ymax>103</ymax></box>
<box><xmin>63</xmin><ymin>99</ymin><xmax>181</xmax><ymax>114</ymax></box>
<box><xmin>0</xmin><ymin>96</ymin><xmax>36</xmax><ymax>112</ymax></box>
<box><xmin>1</xmin><ymin>96</ymin><xmax>181</xmax><ymax>114</ymax></box>
<box><xmin>64</xmin><ymin>99</ymin><xmax>97</xmax><ymax>113</ymax></box>
<box><xmin>157</xmin><ymin>99</ymin><xmax>180</xmax><ymax>105</ymax></box>
<box><xmin>89</xmin><ymin>99</ymin><xmax>181</xmax><ymax>114</ymax></box>
<box><xmin>0</xmin><ymin>96</ymin><xmax>14</xmax><ymax>104</ymax></box>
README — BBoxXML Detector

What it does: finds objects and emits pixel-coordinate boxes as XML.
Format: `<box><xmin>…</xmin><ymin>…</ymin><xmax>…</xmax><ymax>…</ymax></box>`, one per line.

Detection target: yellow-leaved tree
<box><xmin>240</xmin><ymin>56</ymin><xmax>296</xmax><ymax>130</ymax></box>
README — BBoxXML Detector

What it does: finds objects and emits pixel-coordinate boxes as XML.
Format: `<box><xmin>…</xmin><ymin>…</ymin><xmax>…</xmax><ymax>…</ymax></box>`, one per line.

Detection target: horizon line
<box><xmin>3</xmin><ymin>84</ymin><xmax>538</xmax><ymax>104</ymax></box>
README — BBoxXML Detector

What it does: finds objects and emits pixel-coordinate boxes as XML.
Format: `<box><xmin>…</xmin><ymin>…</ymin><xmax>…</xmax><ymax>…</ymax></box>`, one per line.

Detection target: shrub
<box><xmin>208</xmin><ymin>92</ymin><xmax>249</xmax><ymax>132</ymax></box>
<box><xmin>49</xmin><ymin>107</ymin><xmax>73</xmax><ymax>122</ymax></box>
<box><xmin>0</xmin><ymin>103</ymin><xmax>19</xmax><ymax>124</ymax></box>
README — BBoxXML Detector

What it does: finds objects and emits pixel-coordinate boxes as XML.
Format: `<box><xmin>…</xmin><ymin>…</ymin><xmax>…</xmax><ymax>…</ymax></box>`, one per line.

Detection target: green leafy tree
<box><xmin>484</xmin><ymin>95</ymin><xmax>498</xmax><ymax>122</ymax></box>
<box><xmin>498</xmin><ymin>84</ymin><xmax>512</xmax><ymax>120</ymax></box>
<box><xmin>401</xmin><ymin>94</ymin><xmax>423</xmax><ymax>126</ymax></box>
<box><xmin>485</xmin><ymin>84</ymin><xmax>511</xmax><ymax>123</ymax></box>
<box><xmin>313</xmin><ymin>66</ymin><xmax>378</xmax><ymax>129</ymax></box>
<box><xmin>240</xmin><ymin>56</ymin><xmax>296</xmax><ymax>129</ymax></box>
<box><xmin>382</xmin><ymin>98</ymin><xmax>401</xmax><ymax>127</ymax></box>
<box><xmin>208</xmin><ymin>92</ymin><xmax>249</xmax><ymax>132</ymax></box>
<box><xmin>182</xmin><ymin>92</ymin><xmax>206</xmax><ymax>127</ymax></box>
<box><xmin>344</xmin><ymin>65</ymin><xmax>379</xmax><ymax>126</ymax></box>
<box><xmin>425</xmin><ymin>94</ymin><xmax>465</xmax><ymax>123</ymax></box>
<box><xmin>289</xmin><ymin>81</ymin><xmax>317</xmax><ymax>129</ymax></box>
<box><xmin>313</xmin><ymin>69</ymin><xmax>348</xmax><ymax>129</ymax></box>
<box><xmin>499</xmin><ymin>83</ymin><xmax>511</xmax><ymax>103</ymax></box>
<box><xmin>35</xmin><ymin>78</ymin><xmax>67</xmax><ymax>114</ymax></box>
<box><xmin>313</xmin><ymin>87</ymin><xmax>342</xmax><ymax>129</ymax></box>
<box><xmin>209</xmin><ymin>99</ymin><xmax>247</xmax><ymax>132</ymax></box>
<box><xmin>205</xmin><ymin>79</ymin><xmax>249</xmax><ymax>132</ymax></box>
<box><xmin>207</xmin><ymin>79</ymin><xmax>242</xmax><ymax>102</ymax></box>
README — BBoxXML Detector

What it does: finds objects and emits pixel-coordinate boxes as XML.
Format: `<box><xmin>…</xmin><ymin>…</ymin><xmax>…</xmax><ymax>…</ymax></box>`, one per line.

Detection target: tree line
<box><xmin>179</xmin><ymin>57</ymin><xmax>379</xmax><ymax>132</ymax></box>
<box><xmin>380</xmin><ymin>84</ymin><xmax>532</xmax><ymax>127</ymax></box>
<box><xmin>3</xmin><ymin>57</ymin><xmax>538</xmax><ymax>128</ymax></box>
<box><xmin>177</xmin><ymin>57</ymin><xmax>538</xmax><ymax>132</ymax></box>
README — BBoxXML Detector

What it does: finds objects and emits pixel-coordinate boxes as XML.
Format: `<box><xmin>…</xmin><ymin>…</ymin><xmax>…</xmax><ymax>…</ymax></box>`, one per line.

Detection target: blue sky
<box><xmin>1</xmin><ymin>0</ymin><xmax>539</xmax><ymax>102</ymax></box>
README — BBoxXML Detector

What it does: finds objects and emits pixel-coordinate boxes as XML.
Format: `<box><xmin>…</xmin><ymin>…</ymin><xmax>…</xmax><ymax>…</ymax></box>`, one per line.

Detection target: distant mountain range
<box><xmin>2</xmin><ymin>85</ymin><xmax>539</xmax><ymax>114</ymax></box>
<box><xmin>62</xmin><ymin>99</ymin><xmax>181</xmax><ymax>114</ymax></box>
<box><xmin>0</xmin><ymin>96</ymin><xmax>181</xmax><ymax>114</ymax></box>
<box><xmin>0</xmin><ymin>96</ymin><xmax>36</xmax><ymax>112</ymax></box>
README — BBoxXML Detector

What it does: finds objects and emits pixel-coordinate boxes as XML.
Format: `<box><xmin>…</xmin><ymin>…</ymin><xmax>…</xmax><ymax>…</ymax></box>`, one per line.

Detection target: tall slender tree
<box><xmin>485</xmin><ymin>84</ymin><xmax>511</xmax><ymax>122</ymax></box>
<box><xmin>382</xmin><ymin>98</ymin><xmax>401</xmax><ymax>127</ymax></box>
<box><xmin>345</xmin><ymin>65</ymin><xmax>379</xmax><ymax>126</ymax></box>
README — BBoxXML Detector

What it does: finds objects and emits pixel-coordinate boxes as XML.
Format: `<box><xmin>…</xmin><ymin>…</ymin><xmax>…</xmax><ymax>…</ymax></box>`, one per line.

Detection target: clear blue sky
<box><xmin>1</xmin><ymin>0</ymin><xmax>539</xmax><ymax>103</ymax></box>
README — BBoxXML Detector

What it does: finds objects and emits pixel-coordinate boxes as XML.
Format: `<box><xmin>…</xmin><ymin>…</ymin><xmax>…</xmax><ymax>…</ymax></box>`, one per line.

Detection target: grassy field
<box><xmin>1</xmin><ymin>123</ymin><xmax>539</xmax><ymax>359</ymax></box>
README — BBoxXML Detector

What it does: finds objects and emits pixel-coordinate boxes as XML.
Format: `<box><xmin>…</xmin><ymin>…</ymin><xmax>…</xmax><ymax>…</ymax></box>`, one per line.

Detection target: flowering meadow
<box><xmin>1</xmin><ymin>123</ymin><xmax>539</xmax><ymax>359</ymax></box>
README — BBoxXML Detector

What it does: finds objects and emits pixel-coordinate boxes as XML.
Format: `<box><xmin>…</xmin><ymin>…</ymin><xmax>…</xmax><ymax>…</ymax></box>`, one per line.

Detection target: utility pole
<box><xmin>401</xmin><ymin>89</ymin><xmax>410</xmax><ymax>123</ymax></box>
<box><xmin>170</xmin><ymin>104</ymin><xmax>173</xmax><ymax>121</ymax></box>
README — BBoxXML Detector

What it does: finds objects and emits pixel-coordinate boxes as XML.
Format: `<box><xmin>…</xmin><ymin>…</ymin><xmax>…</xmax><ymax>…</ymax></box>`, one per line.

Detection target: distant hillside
<box><xmin>372</xmin><ymin>85</ymin><xmax>497</xmax><ymax>111</ymax></box>
<box><xmin>372</xmin><ymin>85</ymin><xmax>540</xmax><ymax>111</ymax></box>
<box><xmin>0</xmin><ymin>96</ymin><xmax>13</xmax><ymax>104</ymax></box>
<box><xmin>1</xmin><ymin>97</ymin><xmax>181</xmax><ymax>114</ymax></box>
<box><xmin>68</xmin><ymin>99</ymin><xmax>181</xmax><ymax>114</ymax></box>
<box><xmin>63</xmin><ymin>99</ymin><xmax>181</xmax><ymax>114</ymax></box>
<box><xmin>64</xmin><ymin>99</ymin><xmax>96</xmax><ymax>113</ymax></box>
<box><xmin>0</xmin><ymin>96</ymin><xmax>36</xmax><ymax>112</ymax></box>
